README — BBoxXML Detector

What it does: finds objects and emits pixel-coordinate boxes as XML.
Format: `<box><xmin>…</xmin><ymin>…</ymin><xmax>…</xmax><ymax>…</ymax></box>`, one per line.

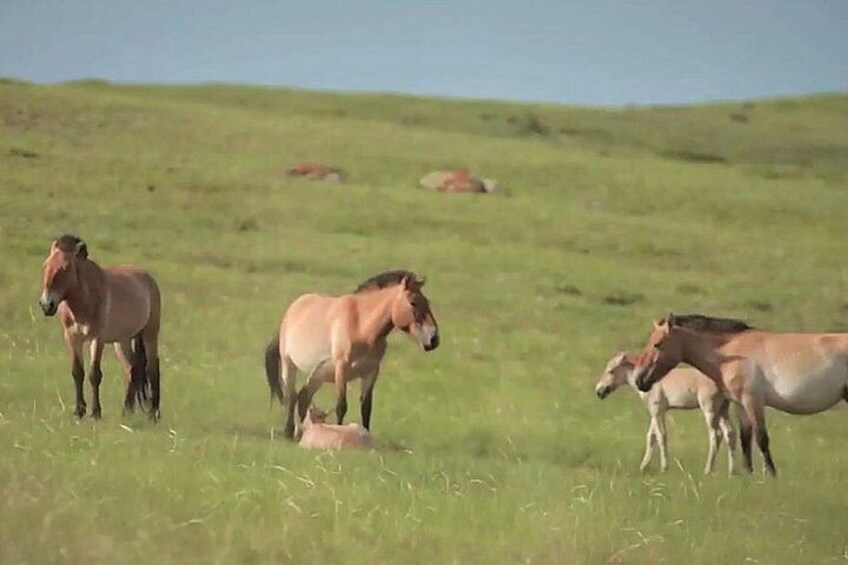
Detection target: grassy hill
<box><xmin>1</xmin><ymin>78</ymin><xmax>847</xmax><ymax>563</ymax></box>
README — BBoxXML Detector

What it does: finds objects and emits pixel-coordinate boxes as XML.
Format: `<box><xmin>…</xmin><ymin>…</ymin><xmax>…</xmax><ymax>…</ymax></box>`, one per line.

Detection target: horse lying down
<box><xmin>298</xmin><ymin>406</ymin><xmax>374</xmax><ymax>450</ymax></box>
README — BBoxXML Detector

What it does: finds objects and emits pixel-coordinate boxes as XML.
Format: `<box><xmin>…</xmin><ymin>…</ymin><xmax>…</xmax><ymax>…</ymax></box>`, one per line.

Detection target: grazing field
<box><xmin>1</xmin><ymin>79</ymin><xmax>847</xmax><ymax>563</ymax></box>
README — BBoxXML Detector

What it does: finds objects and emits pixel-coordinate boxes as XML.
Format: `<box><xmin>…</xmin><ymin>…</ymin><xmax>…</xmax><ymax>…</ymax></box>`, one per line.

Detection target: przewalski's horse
<box><xmin>596</xmin><ymin>351</ymin><xmax>736</xmax><ymax>475</ymax></box>
<box><xmin>298</xmin><ymin>406</ymin><xmax>373</xmax><ymax>450</ymax></box>
<box><xmin>265</xmin><ymin>270</ymin><xmax>439</xmax><ymax>439</ymax></box>
<box><xmin>39</xmin><ymin>235</ymin><xmax>162</xmax><ymax>420</ymax></box>
<box><xmin>632</xmin><ymin>313</ymin><xmax>848</xmax><ymax>477</ymax></box>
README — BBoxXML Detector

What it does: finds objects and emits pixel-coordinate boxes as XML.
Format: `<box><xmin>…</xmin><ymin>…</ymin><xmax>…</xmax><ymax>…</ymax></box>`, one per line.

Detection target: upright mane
<box><xmin>671</xmin><ymin>314</ymin><xmax>753</xmax><ymax>333</ymax></box>
<box><xmin>354</xmin><ymin>270</ymin><xmax>419</xmax><ymax>293</ymax></box>
<box><xmin>55</xmin><ymin>234</ymin><xmax>85</xmax><ymax>252</ymax></box>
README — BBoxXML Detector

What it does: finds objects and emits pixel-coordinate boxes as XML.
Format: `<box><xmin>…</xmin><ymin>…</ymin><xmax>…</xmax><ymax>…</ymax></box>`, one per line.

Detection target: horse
<box><xmin>265</xmin><ymin>270</ymin><xmax>439</xmax><ymax>439</ymax></box>
<box><xmin>596</xmin><ymin>351</ymin><xmax>736</xmax><ymax>474</ymax></box>
<box><xmin>39</xmin><ymin>235</ymin><xmax>162</xmax><ymax>420</ymax></box>
<box><xmin>298</xmin><ymin>406</ymin><xmax>373</xmax><ymax>450</ymax></box>
<box><xmin>631</xmin><ymin>313</ymin><xmax>848</xmax><ymax>477</ymax></box>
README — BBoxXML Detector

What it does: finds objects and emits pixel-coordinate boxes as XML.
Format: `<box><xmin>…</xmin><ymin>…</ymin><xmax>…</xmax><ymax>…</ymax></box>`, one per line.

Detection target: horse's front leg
<box><xmin>360</xmin><ymin>369</ymin><xmax>380</xmax><ymax>431</ymax></box>
<box><xmin>65</xmin><ymin>331</ymin><xmax>86</xmax><ymax>418</ymax></box>
<box><xmin>88</xmin><ymin>338</ymin><xmax>105</xmax><ymax>419</ymax></box>
<box><xmin>333</xmin><ymin>361</ymin><xmax>349</xmax><ymax>425</ymax></box>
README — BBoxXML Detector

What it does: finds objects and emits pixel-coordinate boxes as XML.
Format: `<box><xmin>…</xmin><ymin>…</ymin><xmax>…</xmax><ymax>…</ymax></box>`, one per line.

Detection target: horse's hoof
<box><xmin>75</xmin><ymin>408</ymin><xmax>86</xmax><ymax>419</ymax></box>
<box><xmin>148</xmin><ymin>409</ymin><xmax>160</xmax><ymax>422</ymax></box>
<box><xmin>91</xmin><ymin>410</ymin><xmax>102</xmax><ymax>420</ymax></box>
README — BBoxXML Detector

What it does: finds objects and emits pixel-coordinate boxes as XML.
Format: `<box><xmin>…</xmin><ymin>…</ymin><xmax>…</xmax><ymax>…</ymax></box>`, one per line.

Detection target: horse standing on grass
<box><xmin>39</xmin><ymin>235</ymin><xmax>162</xmax><ymax>420</ymax></box>
<box><xmin>265</xmin><ymin>270</ymin><xmax>439</xmax><ymax>438</ymax></box>
<box><xmin>596</xmin><ymin>351</ymin><xmax>736</xmax><ymax>475</ymax></box>
<box><xmin>632</xmin><ymin>313</ymin><xmax>848</xmax><ymax>477</ymax></box>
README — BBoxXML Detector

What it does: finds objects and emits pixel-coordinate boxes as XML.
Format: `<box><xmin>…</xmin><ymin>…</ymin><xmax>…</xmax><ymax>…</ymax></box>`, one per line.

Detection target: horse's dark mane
<box><xmin>55</xmin><ymin>234</ymin><xmax>84</xmax><ymax>252</ymax></box>
<box><xmin>354</xmin><ymin>270</ymin><xmax>419</xmax><ymax>293</ymax></box>
<box><xmin>672</xmin><ymin>314</ymin><xmax>754</xmax><ymax>333</ymax></box>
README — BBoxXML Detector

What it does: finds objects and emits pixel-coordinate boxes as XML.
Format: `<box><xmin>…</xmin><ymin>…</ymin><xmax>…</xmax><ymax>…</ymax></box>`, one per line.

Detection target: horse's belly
<box><xmin>764</xmin><ymin>370</ymin><xmax>845</xmax><ymax>414</ymax></box>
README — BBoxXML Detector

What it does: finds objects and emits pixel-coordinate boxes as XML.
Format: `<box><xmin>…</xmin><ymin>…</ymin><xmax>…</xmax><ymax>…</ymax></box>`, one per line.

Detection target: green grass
<box><xmin>1</xmin><ymin>78</ymin><xmax>848</xmax><ymax>563</ymax></box>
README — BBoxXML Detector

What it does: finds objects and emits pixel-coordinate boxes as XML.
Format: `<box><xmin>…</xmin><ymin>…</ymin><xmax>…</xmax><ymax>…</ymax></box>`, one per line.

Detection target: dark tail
<box><xmin>132</xmin><ymin>333</ymin><xmax>149</xmax><ymax>406</ymax></box>
<box><xmin>265</xmin><ymin>332</ymin><xmax>284</xmax><ymax>405</ymax></box>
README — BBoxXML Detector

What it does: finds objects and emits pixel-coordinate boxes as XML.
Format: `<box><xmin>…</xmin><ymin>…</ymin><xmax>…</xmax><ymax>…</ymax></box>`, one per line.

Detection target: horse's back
<box><xmin>660</xmin><ymin>366</ymin><xmax>715</xmax><ymax>409</ymax></box>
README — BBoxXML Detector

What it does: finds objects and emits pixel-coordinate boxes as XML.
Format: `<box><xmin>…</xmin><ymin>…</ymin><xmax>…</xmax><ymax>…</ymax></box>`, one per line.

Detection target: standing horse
<box><xmin>632</xmin><ymin>313</ymin><xmax>848</xmax><ymax>477</ymax></box>
<box><xmin>596</xmin><ymin>351</ymin><xmax>736</xmax><ymax>474</ymax></box>
<box><xmin>265</xmin><ymin>270</ymin><xmax>439</xmax><ymax>438</ymax></box>
<box><xmin>39</xmin><ymin>235</ymin><xmax>162</xmax><ymax>420</ymax></box>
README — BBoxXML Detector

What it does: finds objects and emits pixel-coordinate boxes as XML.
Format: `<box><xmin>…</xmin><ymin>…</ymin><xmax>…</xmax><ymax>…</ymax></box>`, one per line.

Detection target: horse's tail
<box><xmin>265</xmin><ymin>331</ymin><xmax>285</xmax><ymax>405</ymax></box>
<box><xmin>132</xmin><ymin>333</ymin><xmax>149</xmax><ymax>405</ymax></box>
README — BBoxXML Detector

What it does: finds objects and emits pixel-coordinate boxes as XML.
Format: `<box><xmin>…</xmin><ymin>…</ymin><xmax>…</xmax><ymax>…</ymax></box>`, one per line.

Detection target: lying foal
<box><xmin>298</xmin><ymin>406</ymin><xmax>373</xmax><ymax>450</ymax></box>
<box><xmin>596</xmin><ymin>351</ymin><xmax>736</xmax><ymax>474</ymax></box>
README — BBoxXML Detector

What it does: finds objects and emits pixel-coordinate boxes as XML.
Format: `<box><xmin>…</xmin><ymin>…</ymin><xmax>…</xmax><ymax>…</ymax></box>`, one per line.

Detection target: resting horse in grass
<box><xmin>632</xmin><ymin>313</ymin><xmax>848</xmax><ymax>477</ymax></box>
<box><xmin>596</xmin><ymin>351</ymin><xmax>735</xmax><ymax>475</ymax></box>
<box><xmin>39</xmin><ymin>235</ymin><xmax>162</xmax><ymax>420</ymax></box>
<box><xmin>265</xmin><ymin>270</ymin><xmax>439</xmax><ymax>438</ymax></box>
<box><xmin>298</xmin><ymin>406</ymin><xmax>373</xmax><ymax>450</ymax></box>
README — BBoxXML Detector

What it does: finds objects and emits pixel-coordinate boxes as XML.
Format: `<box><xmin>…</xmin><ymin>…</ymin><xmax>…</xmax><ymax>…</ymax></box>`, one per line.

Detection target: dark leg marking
<box><xmin>72</xmin><ymin>359</ymin><xmax>86</xmax><ymax>418</ymax></box>
<box><xmin>147</xmin><ymin>358</ymin><xmax>161</xmax><ymax>422</ymax></box>
<box><xmin>88</xmin><ymin>365</ymin><xmax>103</xmax><ymax>419</ymax></box>
<box><xmin>361</xmin><ymin>388</ymin><xmax>374</xmax><ymax>430</ymax></box>
<box><xmin>757</xmin><ymin>429</ymin><xmax>777</xmax><ymax>477</ymax></box>
<box><xmin>739</xmin><ymin>416</ymin><xmax>754</xmax><ymax>473</ymax></box>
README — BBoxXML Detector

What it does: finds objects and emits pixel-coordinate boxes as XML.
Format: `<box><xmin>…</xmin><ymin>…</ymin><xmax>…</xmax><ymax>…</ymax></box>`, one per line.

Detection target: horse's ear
<box><xmin>666</xmin><ymin>312</ymin><xmax>676</xmax><ymax>328</ymax></box>
<box><xmin>417</xmin><ymin>276</ymin><xmax>427</xmax><ymax>287</ymax></box>
<box><xmin>75</xmin><ymin>241</ymin><xmax>88</xmax><ymax>260</ymax></box>
<box><xmin>49</xmin><ymin>239</ymin><xmax>59</xmax><ymax>253</ymax></box>
<box><xmin>402</xmin><ymin>274</ymin><xmax>417</xmax><ymax>291</ymax></box>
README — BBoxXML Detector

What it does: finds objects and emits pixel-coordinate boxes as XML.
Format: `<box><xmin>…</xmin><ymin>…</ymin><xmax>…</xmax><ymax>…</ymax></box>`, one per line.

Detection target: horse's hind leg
<box><xmin>115</xmin><ymin>340</ymin><xmax>135</xmax><ymax>413</ymax></box>
<box><xmin>701</xmin><ymin>402</ymin><xmax>721</xmax><ymax>475</ymax></box>
<box><xmin>141</xmin><ymin>328</ymin><xmax>161</xmax><ymax>422</ymax></box>
<box><xmin>87</xmin><ymin>339</ymin><xmax>105</xmax><ymax>419</ymax></box>
<box><xmin>719</xmin><ymin>403</ymin><xmax>736</xmax><ymax>476</ymax></box>
<box><xmin>65</xmin><ymin>331</ymin><xmax>86</xmax><ymax>418</ymax></box>
<box><xmin>736</xmin><ymin>403</ymin><xmax>754</xmax><ymax>473</ymax></box>
<box><xmin>639</xmin><ymin>419</ymin><xmax>657</xmax><ymax>472</ymax></box>
<box><xmin>742</xmin><ymin>395</ymin><xmax>776</xmax><ymax>477</ymax></box>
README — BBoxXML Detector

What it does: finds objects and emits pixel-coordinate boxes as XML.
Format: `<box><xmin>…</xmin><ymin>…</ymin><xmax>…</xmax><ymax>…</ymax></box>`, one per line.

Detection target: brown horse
<box><xmin>265</xmin><ymin>270</ymin><xmax>439</xmax><ymax>438</ymax></box>
<box><xmin>632</xmin><ymin>313</ymin><xmax>848</xmax><ymax>477</ymax></box>
<box><xmin>39</xmin><ymin>235</ymin><xmax>162</xmax><ymax>420</ymax></box>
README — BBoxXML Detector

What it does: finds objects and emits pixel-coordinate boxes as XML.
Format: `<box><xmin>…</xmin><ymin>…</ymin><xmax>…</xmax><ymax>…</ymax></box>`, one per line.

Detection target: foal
<box><xmin>298</xmin><ymin>406</ymin><xmax>373</xmax><ymax>450</ymax></box>
<box><xmin>632</xmin><ymin>313</ymin><xmax>848</xmax><ymax>476</ymax></box>
<box><xmin>596</xmin><ymin>351</ymin><xmax>735</xmax><ymax>474</ymax></box>
<box><xmin>39</xmin><ymin>235</ymin><xmax>162</xmax><ymax>420</ymax></box>
<box><xmin>265</xmin><ymin>270</ymin><xmax>439</xmax><ymax>438</ymax></box>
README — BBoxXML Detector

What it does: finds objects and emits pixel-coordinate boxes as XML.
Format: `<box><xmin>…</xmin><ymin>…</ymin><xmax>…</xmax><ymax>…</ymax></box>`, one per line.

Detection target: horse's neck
<box><xmin>64</xmin><ymin>260</ymin><xmax>105</xmax><ymax>320</ymax></box>
<box><xmin>356</xmin><ymin>287</ymin><xmax>397</xmax><ymax>345</ymax></box>
<box><xmin>681</xmin><ymin>331</ymin><xmax>730</xmax><ymax>382</ymax></box>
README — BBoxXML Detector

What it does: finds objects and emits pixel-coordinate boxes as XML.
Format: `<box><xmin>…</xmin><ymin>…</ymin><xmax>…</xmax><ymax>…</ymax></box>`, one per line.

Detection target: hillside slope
<box><xmin>1</xmin><ymin>80</ymin><xmax>847</xmax><ymax>563</ymax></box>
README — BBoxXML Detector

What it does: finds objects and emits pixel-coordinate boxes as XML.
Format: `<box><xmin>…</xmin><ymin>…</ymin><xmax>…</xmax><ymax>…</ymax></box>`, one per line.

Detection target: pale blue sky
<box><xmin>1</xmin><ymin>0</ymin><xmax>846</xmax><ymax>105</ymax></box>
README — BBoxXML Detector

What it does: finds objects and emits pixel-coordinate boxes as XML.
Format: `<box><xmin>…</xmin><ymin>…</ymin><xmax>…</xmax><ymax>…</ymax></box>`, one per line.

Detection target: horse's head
<box><xmin>595</xmin><ymin>351</ymin><xmax>634</xmax><ymax>399</ymax></box>
<box><xmin>392</xmin><ymin>274</ymin><xmax>439</xmax><ymax>352</ymax></box>
<box><xmin>632</xmin><ymin>314</ymin><xmax>685</xmax><ymax>392</ymax></box>
<box><xmin>39</xmin><ymin>235</ymin><xmax>88</xmax><ymax>316</ymax></box>
<box><xmin>303</xmin><ymin>406</ymin><xmax>328</xmax><ymax>429</ymax></box>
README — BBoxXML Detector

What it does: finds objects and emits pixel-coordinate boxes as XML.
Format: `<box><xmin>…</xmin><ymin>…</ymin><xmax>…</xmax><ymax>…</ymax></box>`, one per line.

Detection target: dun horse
<box><xmin>39</xmin><ymin>235</ymin><xmax>162</xmax><ymax>420</ymax></box>
<box><xmin>632</xmin><ymin>313</ymin><xmax>848</xmax><ymax>476</ymax></box>
<box><xmin>298</xmin><ymin>406</ymin><xmax>373</xmax><ymax>450</ymax></box>
<box><xmin>596</xmin><ymin>351</ymin><xmax>735</xmax><ymax>474</ymax></box>
<box><xmin>265</xmin><ymin>270</ymin><xmax>439</xmax><ymax>438</ymax></box>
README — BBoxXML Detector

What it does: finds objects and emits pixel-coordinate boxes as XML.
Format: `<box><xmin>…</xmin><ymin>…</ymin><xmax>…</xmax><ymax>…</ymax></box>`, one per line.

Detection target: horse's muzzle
<box><xmin>424</xmin><ymin>333</ymin><xmax>440</xmax><ymax>352</ymax></box>
<box><xmin>40</xmin><ymin>298</ymin><xmax>57</xmax><ymax>317</ymax></box>
<box><xmin>596</xmin><ymin>386</ymin><xmax>610</xmax><ymax>399</ymax></box>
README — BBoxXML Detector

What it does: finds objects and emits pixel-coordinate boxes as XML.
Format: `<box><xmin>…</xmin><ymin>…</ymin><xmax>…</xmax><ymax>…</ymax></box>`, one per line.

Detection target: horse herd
<box><xmin>38</xmin><ymin>234</ymin><xmax>848</xmax><ymax>476</ymax></box>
